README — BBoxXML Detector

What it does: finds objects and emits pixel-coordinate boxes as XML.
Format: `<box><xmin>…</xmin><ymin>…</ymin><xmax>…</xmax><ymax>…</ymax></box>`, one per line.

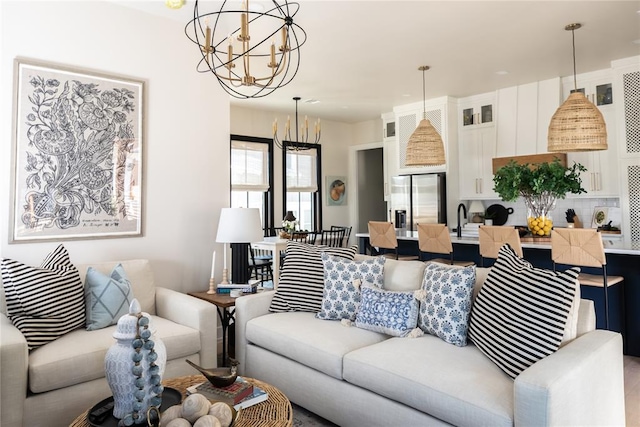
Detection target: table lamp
<box><xmin>216</xmin><ymin>208</ymin><xmax>264</xmax><ymax>285</ymax></box>
<box><xmin>468</xmin><ymin>201</ymin><xmax>485</xmax><ymax>223</ymax></box>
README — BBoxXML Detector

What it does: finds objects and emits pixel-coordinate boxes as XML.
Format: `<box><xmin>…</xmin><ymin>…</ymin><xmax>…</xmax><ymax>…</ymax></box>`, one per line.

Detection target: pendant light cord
<box><xmin>571</xmin><ymin>28</ymin><xmax>577</xmax><ymax>91</ymax></box>
<box><xmin>422</xmin><ymin>68</ymin><xmax>427</xmax><ymax>120</ymax></box>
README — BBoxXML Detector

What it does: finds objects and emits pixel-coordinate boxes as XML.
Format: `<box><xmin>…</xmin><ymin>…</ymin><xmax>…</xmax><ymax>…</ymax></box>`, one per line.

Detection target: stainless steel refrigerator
<box><xmin>390</xmin><ymin>173</ymin><xmax>447</xmax><ymax>231</ymax></box>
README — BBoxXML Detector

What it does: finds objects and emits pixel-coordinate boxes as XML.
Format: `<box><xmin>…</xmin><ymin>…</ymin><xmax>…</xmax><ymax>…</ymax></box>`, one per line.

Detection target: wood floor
<box><xmin>626</xmin><ymin>355</ymin><xmax>640</xmax><ymax>426</ymax></box>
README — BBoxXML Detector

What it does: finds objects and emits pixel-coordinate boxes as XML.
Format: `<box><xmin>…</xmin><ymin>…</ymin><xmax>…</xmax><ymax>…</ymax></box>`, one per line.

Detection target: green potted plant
<box><xmin>492</xmin><ymin>158</ymin><xmax>586</xmax><ymax>236</ymax></box>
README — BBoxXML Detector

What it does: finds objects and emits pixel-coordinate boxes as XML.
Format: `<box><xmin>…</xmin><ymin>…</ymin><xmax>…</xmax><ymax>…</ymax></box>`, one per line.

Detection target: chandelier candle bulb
<box><xmin>281</xmin><ymin>27</ymin><xmax>287</xmax><ymax>50</ymax></box>
<box><xmin>270</xmin><ymin>41</ymin><xmax>276</xmax><ymax>65</ymax></box>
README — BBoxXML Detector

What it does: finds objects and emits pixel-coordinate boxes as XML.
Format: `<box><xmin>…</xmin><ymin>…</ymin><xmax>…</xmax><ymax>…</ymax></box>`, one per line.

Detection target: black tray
<box><xmin>87</xmin><ymin>387</ymin><xmax>182</xmax><ymax>427</ymax></box>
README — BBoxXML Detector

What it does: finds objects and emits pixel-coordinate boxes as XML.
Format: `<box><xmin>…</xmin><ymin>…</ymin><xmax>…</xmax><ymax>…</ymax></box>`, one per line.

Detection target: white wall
<box><xmin>230</xmin><ymin>105</ymin><xmax>378</xmax><ymax>230</ymax></box>
<box><xmin>0</xmin><ymin>1</ymin><xmax>230</xmax><ymax>293</ymax></box>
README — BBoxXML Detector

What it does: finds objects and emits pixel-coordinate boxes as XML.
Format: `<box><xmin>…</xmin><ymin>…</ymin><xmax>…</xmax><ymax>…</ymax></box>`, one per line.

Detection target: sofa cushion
<box><xmin>270</xmin><ymin>242</ymin><xmax>357</xmax><ymax>313</ymax></box>
<box><xmin>85</xmin><ymin>264</ymin><xmax>134</xmax><ymax>331</ymax></box>
<box><xmin>76</xmin><ymin>259</ymin><xmax>156</xmax><ymax>315</ymax></box>
<box><xmin>381</xmin><ymin>259</ymin><xmax>427</xmax><ymax>291</ymax></box>
<box><xmin>28</xmin><ymin>315</ymin><xmax>200</xmax><ymax>393</ymax></box>
<box><xmin>418</xmin><ymin>263</ymin><xmax>476</xmax><ymax>347</ymax></box>
<box><xmin>355</xmin><ymin>285</ymin><xmax>420</xmax><ymax>337</ymax></box>
<box><xmin>246</xmin><ymin>312</ymin><xmax>388</xmax><ymax>380</ymax></box>
<box><xmin>343</xmin><ymin>335</ymin><xmax>513</xmax><ymax>427</ymax></box>
<box><xmin>1</xmin><ymin>244</ymin><xmax>85</xmax><ymax>350</ymax></box>
<box><xmin>317</xmin><ymin>254</ymin><xmax>385</xmax><ymax>321</ymax></box>
<box><xmin>468</xmin><ymin>244</ymin><xmax>580</xmax><ymax>379</ymax></box>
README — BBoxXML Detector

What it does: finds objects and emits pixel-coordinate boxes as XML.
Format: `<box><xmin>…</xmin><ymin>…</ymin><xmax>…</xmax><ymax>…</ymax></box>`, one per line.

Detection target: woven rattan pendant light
<box><xmin>405</xmin><ymin>66</ymin><xmax>446</xmax><ymax>166</ymax></box>
<box><xmin>548</xmin><ymin>23</ymin><xmax>607</xmax><ymax>152</ymax></box>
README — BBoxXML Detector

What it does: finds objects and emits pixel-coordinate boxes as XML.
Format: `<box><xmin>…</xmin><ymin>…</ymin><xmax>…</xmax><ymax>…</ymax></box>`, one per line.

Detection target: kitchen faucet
<box><xmin>456</xmin><ymin>203</ymin><xmax>467</xmax><ymax>238</ymax></box>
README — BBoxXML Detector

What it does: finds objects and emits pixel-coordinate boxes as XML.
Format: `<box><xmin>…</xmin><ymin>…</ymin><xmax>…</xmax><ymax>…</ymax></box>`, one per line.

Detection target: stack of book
<box><xmin>216</xmin><ymin>283</ymin><xmax>259</xmax><ymax>294</ymax></box>
<box><xmin>187</xmin><ymin>377</ymin><xmax>269</xmax><ymax>410</ymax></box>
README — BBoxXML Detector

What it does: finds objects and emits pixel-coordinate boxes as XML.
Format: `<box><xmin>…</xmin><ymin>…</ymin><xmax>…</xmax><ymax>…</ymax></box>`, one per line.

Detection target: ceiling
<box><xmin>116</xmin><ymin>0</ymin><xmax>640</xmax><ymax>123</ymax></box>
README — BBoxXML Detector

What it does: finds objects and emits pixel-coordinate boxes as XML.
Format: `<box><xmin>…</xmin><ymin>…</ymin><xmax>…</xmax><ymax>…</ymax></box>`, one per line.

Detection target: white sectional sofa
<box><xmin>0</xmin><ymin>259</ymin><xmax>218</xmax><ymax>427</ymax></box>
<box><xmin>235</xmin><ymin>256</ymin><xmax>626</xmax><ymax>427</ymax></box>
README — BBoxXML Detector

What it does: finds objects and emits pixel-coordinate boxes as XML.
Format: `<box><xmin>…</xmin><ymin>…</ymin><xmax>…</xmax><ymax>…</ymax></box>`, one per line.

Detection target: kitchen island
<box><xmin>356</xmin><ymin>231</ymin><xmax>640</xmax><ymax>356</ymax></box>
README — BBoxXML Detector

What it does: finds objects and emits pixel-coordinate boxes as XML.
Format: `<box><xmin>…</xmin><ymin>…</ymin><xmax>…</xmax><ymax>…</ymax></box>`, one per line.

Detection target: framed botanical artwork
<box><xmin>9</xmin><ymin>58</ymin><xmax>144</xmax><ymax>242</ymax></box>
<box><xmin>326</xmin><ymin>176</ymin><xmax>347</xmax><ymax>206</ymax></box>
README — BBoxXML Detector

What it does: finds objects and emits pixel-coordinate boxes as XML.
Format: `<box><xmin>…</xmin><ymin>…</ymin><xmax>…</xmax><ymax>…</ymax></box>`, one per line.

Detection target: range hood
<box><xmin>492</xmin><ymin>153</ymin><xmax>567</xmax><ymax>174</ymax></box>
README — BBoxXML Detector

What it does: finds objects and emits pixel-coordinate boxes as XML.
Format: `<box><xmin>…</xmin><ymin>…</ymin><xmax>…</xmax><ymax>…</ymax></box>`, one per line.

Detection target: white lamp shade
<box><xmin>468</xmin><ymin>201</ymin><xmax>485</xmax><ymax>214</ymax></box>
<box><xmin>215</xmin><ymin>208</ymin><xmax>263</xmax><ymax>243</ymax></box>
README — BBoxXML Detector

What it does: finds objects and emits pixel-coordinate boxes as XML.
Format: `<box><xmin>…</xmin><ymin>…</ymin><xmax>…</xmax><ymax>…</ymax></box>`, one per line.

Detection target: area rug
<box><xmin>292</xmin><ymin>403</ymin><xmax>338</xmax><ymax>427</ymax></box>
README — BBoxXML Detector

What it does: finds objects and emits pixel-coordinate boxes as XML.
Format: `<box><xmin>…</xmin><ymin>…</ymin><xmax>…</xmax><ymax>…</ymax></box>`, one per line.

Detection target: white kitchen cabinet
<box><xmin>495</xmin><ymin>78</ymin><xmax>561</xmax><ymax>157</ymax></box>
<box><xmin>458</xmin><ymin>125</ymin><xmax>498</xmax><ymax>199</ymax></box>
<box><xmin>612</xmin><ymin>57</ymin><xmax>640</xmax><ymax>158</ymax></box>
<box><xmin>563</xmin><ymin>70</ymin><xmax>619</xmax><ymax>197</ymax></box>
<box><xmin>381</xmin><ymin>112</ymin><xmax>396</xmax><ymax>201</ymax></box>
<box><xmin>458</xmin><ymin>93</ymin><xmax>498</xmax><ymax>200</ymax></box>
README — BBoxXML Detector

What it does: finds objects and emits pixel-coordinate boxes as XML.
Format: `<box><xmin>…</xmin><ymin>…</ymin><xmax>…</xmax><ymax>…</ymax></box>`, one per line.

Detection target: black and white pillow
<box><xmin>269</xmin><ymin>242</ymin><xmax>357</xmax><ymax>313</ymax></box>
<box><xmin>1</xmin><ymin>245</ymin><xmax>85</xmax><ymax>350</ymax></box>
<box><xmin>468</xmin><ymin>244</ymin><xmax>579</xmax><ymax>379</ymax></box>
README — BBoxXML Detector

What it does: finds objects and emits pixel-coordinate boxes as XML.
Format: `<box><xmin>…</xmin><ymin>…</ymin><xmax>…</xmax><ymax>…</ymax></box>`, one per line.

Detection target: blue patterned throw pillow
<box><xmin>417</xmin><ymin>263</ymin><xmax>476</xmax><ymax>347</ymax></box>
<box><xmin>316</xmin><ymin>254</ymin><xmax>385</xmax><ymax>321</ymax></box>
<box><xmin>85</xmin><ymin>263</ymin><xmax>134</xmax><ymax>331</ymax></box>
<box><xmin>355</xmin><ymin>285</ymin><xmax>419</xmax><ymax>337</ymax></box>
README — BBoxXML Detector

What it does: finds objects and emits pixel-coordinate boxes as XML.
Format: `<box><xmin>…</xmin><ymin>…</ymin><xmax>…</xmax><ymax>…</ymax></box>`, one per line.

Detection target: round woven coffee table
<box><xmin>69</xmin><ymin>375</ymin><xmax>292</xmax><ymax>427</ymax></box>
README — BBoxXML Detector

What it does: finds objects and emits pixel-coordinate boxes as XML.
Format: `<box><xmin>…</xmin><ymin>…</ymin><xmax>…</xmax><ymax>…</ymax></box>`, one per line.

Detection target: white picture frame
<box><xmin>9</xmin><ymin>58</ymin><xmax>144</xmax><ymax>242</ymax></box>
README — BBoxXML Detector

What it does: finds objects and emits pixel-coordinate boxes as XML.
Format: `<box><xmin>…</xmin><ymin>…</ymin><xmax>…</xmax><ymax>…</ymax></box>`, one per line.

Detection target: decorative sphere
<box><xmin>132</xmin><ymin>339</ymin><xmax>143</xmax><ymax>349</ymax></box>
<box><xmin>138</xmin><ymin>317</ymin><xmax>149</xmax><ymax>327</ymax></box>
<box><xmin>140</xmin><ymin>329</ymin><xmax>151</xmax><ymax>340</ymax></box>
<box><xmin>150</xmin><ymin>374</ymin><xmax>161</xmax><ymax>385</ymax></box>
<box><xmin>143</xmin><ymin>339</ymin><xmax>155</xmax><ymax>350</ymax></box>
<box><xmin>134</xmin><ymin>389</ymin><xmax>146</xmax><ymax>400</ymax></box>
<box><xmin>132</xmin><ymin>352</ymin><xmax>143</xmax><ymax>363</ymax></box>
<box><xmin>133</xmin><ymin>401</ymin><xmax>143</xmax><ymax>412</ymax></box>
<box><xmin>122</xmin><ymin>414</ymin><xmax>134</xmax><ymax>426</ymax></box>
<box><xmin>150</xmin><ymin>396</ymin><xmax>162</xmax><ymax>407</ymax></box>
<box><xmin>134</xmin><ymin>377</ymin><xmax>145</xmax><ymax>388</ymax></box>
<box><xmin>147</xmin><ymin>352</ymin><xmax>158</xmax><ymax>363</ymax></box>
<box><xmin>132</xmin><ymin>365</ymin><xmax>143</xmax><ymax>376</ymax></box>
<box><xmin>153</xmin><ymin>385</ymin><xmax>164</xmax><ymax>395</ymax></box>
<box><xmin>149</xmin><ymin>365</ymin><xmax>160</xmax><ymax>375</ymax></box>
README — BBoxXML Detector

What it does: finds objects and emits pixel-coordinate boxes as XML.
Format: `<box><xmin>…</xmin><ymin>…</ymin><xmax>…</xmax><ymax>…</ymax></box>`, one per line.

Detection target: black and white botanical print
<box><xmin>12</xmin><ymin>60</ymin><xmax>143</xmax><ymax>241</ymax></box>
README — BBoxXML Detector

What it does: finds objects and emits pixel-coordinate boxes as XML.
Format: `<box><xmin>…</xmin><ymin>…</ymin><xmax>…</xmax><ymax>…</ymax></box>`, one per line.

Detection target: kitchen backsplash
<box><xmin>471</xmin><ymin>197</ymin><xmax>621</xmax><ymax>230</ymax></box>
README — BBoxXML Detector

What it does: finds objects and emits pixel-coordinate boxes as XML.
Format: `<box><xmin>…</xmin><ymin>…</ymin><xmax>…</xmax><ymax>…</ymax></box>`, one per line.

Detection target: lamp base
<box><xmin>207</xmin><ymin>278</ymin><xmax>217</xmax><ymax>294</ymax></box>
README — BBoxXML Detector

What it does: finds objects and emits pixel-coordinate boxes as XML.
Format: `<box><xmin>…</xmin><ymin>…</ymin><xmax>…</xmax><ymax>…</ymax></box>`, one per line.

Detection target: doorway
<box><xmin>356</xmin><ymin>148</ymin><xmax>387</xmax><ymax>233</ymax></box>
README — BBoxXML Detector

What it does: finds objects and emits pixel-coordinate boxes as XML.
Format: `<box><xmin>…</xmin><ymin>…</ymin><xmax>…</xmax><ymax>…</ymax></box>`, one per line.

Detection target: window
<box><xmin>283</xmin><ymin>142</ymin><xmax>322</xmax><ymax>231</ymax></box>
<box><xmin>230</xmin><ymin>136</ymin><xmax>274</xmax><ymax>231</ymax></box>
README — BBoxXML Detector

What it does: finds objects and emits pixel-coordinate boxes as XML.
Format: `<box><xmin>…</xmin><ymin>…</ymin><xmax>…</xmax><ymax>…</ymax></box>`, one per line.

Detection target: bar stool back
<box><xmin>478</xmin><ymin>225</ymin><xmax>523</xmax><ymax>266</ymax></box>
<box><xmin>368</xmin><ymin>221</ymin><xmax>419</xmax><ymax>260</ymax></box>
<box><xmin>551</xmin><ymin>228</ymin><xmax>624</xmax><ymax>330</ymax></box>
<box><xmin>417</xmin><ymin>223</ymin><xmax>474</xmax><ymax>266</ymax></box>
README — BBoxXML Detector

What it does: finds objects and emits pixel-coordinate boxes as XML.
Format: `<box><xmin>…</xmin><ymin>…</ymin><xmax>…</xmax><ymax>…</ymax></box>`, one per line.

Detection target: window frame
<box><xmin>282</xmin><ymin>141</ymin><xmax>322</xmax><ymax>232</ymax></box>
<box><xmin>230</xmin><ymin>134</ymin><xmax>274</xmax><ymax>234</ymax></box>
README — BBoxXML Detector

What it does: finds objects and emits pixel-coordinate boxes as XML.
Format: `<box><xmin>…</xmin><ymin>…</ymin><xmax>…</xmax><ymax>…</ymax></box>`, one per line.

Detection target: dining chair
<box><xmin>330</xmin><ymin>225</ymin><xmax>352</xmax><ymax>247</ymax></box>
<box><xmin>417</xmin><ymin>223</ymin><xmax>474</xmax><ymax>266</ymax></box>
<box><xmin>368</xmin><ymin>221</ymin><xmax>419</xmax><ymax>260</ymax></box>
<box><xmin>551</xmin><ymin>228</ymin><xmax>624</xmax><ymax>330</ymax></box>
<box><xmin>248</xmin><ymin>245</ymin><xmax>273</xmax><ymax>286</ymax></box>
<box><xmin>290</xmin><ymin>231</ymin><xmax>317</xmax><ymax>245</ymax></box>
<box><xmin>320</xmin><ymin>228</ymin><xmax>346</xmax><ymax>247</ymax></box>
<box><xmin>478</xmin><ymin>225</ymin><xmax>523</xmax><ymax>267</ymax></box>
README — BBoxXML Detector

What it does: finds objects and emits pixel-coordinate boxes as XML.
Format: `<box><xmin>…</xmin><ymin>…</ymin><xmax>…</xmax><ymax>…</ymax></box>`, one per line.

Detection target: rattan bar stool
<box><xmin>368</xmin><ymin>221</ymin><xmax>419</xmax><ymax>260</ymax></box>
<box><xmin>551</xmin><ymin>228</ymin><xmax>624</xmax><ymax>330</ymax></box>
<box><xmin>417</xmin><ymin>223</ymin><xmax>474</xmax><ymax>266</ymax></box>
<box><xmin>478</xmin><ymin>225</ymin><xmax>523</xmax><ymax>267</ymax></box>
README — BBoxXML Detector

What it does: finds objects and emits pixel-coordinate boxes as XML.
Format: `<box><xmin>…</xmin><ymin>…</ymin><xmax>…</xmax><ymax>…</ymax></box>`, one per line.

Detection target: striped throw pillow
<box><xmin>467</xmin><ymin>244</ymin><xmax>579</xmax><ymax>379</ymax></box>
<box><xmin>269</xmin><ymin>242</ymin><xmax>357</xmax><ymax>312</ymax></box>
<box><xmin>1</xmin><ymin>245</ymin><xmax>85</xmax><ymax>350</ymax></box>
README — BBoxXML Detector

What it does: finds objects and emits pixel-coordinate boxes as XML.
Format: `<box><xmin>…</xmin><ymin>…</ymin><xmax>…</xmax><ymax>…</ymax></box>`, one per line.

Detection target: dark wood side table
<box><xmin>188</xmin><ymin>291</ymin><xmax>237</xmax><ymax>367</ymax></box>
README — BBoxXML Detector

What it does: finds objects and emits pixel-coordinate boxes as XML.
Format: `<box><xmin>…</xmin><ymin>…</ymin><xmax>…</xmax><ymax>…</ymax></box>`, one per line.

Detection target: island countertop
<box><xmin>355</xmin><ymin>231</ymin><xmax>640</xmax><ymax>256</ymax></box>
